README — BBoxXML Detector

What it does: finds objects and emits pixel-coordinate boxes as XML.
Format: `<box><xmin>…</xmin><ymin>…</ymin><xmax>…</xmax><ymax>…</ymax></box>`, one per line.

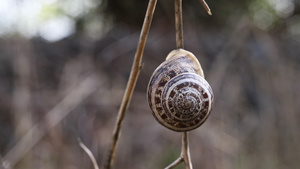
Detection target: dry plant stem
<box><xmin>78</xmin><ymin>138</ymin><xmax>99</xmax><ymax>169</ymax></box>
<box><xmin>165</xmin><ymin>157</ymin><xmax>183</xmax><ymax>169</ymax></box>
<box><xmin>182</xmin><ymin>132</ymin><xmax>193</xmax><ymax>169</ymax></box>
<box><xmin>175</xmin><ymin>0</ymin><xmax>184</xmax><ymax>49</ymax></box>
<box><xmin>103</xmin><ymin>0</ymin><xmax>157</xmax><ymax>168</ymax></box>
<box><xmin>199</xmin><ymin>0</ymin><xmax>212</xmax><ymax>15</ymax></box>
<box><xmin>167</xmin><ymin>0</ymin><xmax>193</xmax><ymax>169</ymax></box>
<box><xmin>165</xmin><ymin>132</ymin><xmax>192</xmax><ymax>169</ymax></box>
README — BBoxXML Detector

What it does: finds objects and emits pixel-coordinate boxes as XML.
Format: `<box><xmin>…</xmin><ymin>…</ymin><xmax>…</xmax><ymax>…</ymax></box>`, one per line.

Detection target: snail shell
<box><xmin>147</xmin><ymin>49</ymin><xmax>213</xmax><ymax>132</ymax></box>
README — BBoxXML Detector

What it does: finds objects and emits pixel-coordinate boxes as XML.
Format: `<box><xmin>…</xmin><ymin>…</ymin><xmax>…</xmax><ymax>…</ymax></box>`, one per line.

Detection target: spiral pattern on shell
<box><xmin>147</xmin><ymin>49</ymin><xmax>213</xmax><ymax>132</ymax></box>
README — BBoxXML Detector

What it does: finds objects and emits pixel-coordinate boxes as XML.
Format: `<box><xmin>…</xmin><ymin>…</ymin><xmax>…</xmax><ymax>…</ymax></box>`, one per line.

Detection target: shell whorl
<box><xmin>147</xmin><ymin>49</ymin><xmax>213</xmax><ymax>132</ymax></box>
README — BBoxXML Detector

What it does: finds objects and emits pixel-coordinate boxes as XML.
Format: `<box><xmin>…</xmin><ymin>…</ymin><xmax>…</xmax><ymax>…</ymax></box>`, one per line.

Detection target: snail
<box><xmin>147</xmin><ymin>49</ymin><xmax>214</xmax><ymax>132</ymax></box>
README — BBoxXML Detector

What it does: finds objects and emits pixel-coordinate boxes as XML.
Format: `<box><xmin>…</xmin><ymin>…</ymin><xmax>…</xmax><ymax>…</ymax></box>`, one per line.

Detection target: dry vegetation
<box><xmin>1</xmin><ymin>1</ymin><xmax>300</xmax><ymax>169</ymax></box>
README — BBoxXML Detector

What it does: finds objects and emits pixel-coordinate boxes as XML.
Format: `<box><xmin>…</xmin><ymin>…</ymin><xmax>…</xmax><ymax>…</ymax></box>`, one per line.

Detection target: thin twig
<box><xmin>103</xmin><ymin>0</ymin><xmax>158</xmax><ymax>168</ymax></box>
<box><xmin>175</xmin><ymin>0</ymin><xmax>184</xmax><ymax>48</ymax></box>
<box><xmin>165</xmin><ymin>157</ymin><xmax>183</xmax><ymax>169</ymax></box>
<box><xmin>181</xmin><ymin>132</ymin><xmax>193</xmax><ymax>169</ymax></box>
<box><xmin>167</xmin><ymin>1</ymin><xmax>194</xmax><ymax>169</ymax></box>
<box><xmin>199</xmin><ymin>0</ymin><xmax>212</xmax><ymax>15</ymax></box>
<box><xmin>165</xmin><ymin>132</ymin><xmax>193</xmax><ymax>169</ymax></box>
<box><xmin>78</xmin><ymin>138</ymin><xmax>99</xmax><ymax>169</ymax></box>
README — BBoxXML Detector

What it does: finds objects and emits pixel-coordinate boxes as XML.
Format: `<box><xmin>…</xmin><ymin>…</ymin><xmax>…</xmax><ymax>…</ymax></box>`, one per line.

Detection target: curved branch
<box><xmin>78</xmin><ymin>138</ymin><xmax>99</xmax><ymax>169</ymax></box>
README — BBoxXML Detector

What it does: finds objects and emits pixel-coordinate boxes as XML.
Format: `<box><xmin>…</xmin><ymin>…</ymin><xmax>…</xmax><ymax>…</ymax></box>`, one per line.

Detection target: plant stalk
<box><xmin>103</xmin><ymin>0</ymin><xmax>158</xmax><ymax>168</ymax></box>
<box><xmin>175</xmin><ymin>0</ymin><xmax>184</xmax><ymax>49</ymax></box>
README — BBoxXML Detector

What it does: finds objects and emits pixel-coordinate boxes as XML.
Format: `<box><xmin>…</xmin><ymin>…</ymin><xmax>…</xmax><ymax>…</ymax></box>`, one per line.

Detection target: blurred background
<box><xmin>0</xmin><ymin>0</ymin><xmax>300</xmax><ymax>169</ymax></box>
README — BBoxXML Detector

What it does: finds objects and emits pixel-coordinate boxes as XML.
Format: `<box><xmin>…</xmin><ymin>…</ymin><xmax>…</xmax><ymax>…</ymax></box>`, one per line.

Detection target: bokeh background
<box><xmin>0</xmin><ymin>0</ymin><xmax>300</xmax><ymax>169</ymax></box>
